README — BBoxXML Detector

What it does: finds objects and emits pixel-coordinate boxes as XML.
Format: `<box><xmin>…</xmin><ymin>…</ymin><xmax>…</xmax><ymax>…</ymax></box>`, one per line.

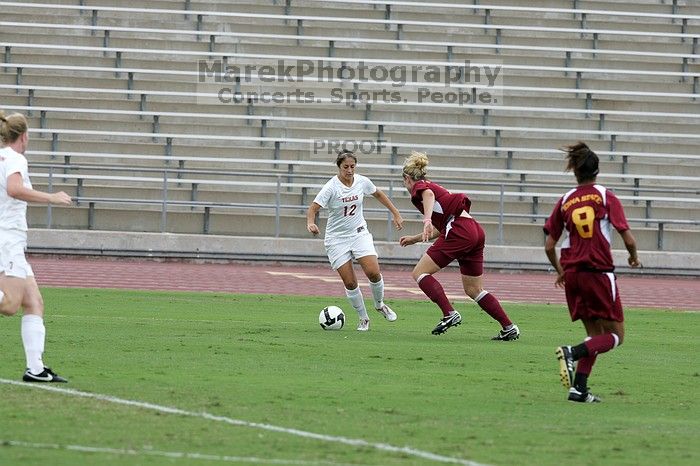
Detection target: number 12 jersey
<box><xmin>313</xmin><ymin>174</ymin><xmax>377</xmax><ymax>242</ymax></box>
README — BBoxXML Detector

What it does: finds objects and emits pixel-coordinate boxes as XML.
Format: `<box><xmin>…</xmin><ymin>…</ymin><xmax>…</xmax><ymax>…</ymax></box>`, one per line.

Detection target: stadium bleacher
<box><xmin>0</xmin><ymin>0</ymin><xmax>698</xmax><ymax>271</ymax></box>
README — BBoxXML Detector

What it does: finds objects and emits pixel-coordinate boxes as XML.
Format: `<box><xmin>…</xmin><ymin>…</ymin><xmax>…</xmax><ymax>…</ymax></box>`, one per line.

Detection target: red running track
<box><xmin>29</xmin><ymin>256</ymin><xmax>699</xmax><ymax>311</ymax></box>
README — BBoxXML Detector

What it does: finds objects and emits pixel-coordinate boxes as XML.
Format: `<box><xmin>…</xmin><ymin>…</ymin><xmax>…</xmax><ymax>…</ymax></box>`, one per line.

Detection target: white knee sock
<box><xmin>21</xmin><ymin>314</ymin><xmax>46</xmax><ymax>374</ymax></box>
<box><xmin>369</xmin><ymin>275</ymin><xmax>385</xmax><ymax>309</ymax></box>
<box><xmin>345</xmin><ymin>286</ymin><xmax>368</xmax><ymax>320</ymax></box>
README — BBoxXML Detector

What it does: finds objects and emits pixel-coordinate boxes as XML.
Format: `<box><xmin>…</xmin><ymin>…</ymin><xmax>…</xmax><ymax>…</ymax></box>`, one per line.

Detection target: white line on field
<box><xmin>1</xmin><ymin>440</ymin><xmax>359</xmax><ymax>465</ymax></box>
<box><xmin>0</xmin><ymin>379</ymin><xmax>488</xmax><ymax>466</ymax></box>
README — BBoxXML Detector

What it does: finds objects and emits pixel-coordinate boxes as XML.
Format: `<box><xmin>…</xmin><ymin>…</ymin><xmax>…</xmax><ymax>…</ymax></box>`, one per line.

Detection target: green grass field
<box><xmin>1</xmin><ymin>288</ymin><xmax>697</xmax><ymax>466</ymax></box>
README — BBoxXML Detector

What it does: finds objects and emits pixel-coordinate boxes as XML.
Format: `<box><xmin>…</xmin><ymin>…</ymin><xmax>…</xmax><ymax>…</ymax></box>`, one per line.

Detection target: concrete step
<box><xmin>4</xmin><ymin>23</ymin><xmax>698</xmax><ymax>70</ymax></box>
<box><xmin>18</xmin><ymin>105</ymin><xmax>700</xmax><ymax>150</ymax></box>
<box><xmin>14</xmin><ymin>91</ymin><xmax>699</xmax><ymax>127</ymax></box>
<box><xmin>20</xmin><ymin>127</ymin><xmax>699</xmax><ymax>168</ymax></box>
<box><xmin>6</xmin><ymin>52</ymin><xmax>696</xmax><ymax>103</ymax></box>
<box><xmin>5</xmin><ymin>4</ymin><xmax>696</xmax><ymax>47</ymax></box>
<box><xmin>4</xmin><ymin>19</ymin><xmax>697</xmax><ymax>63</ymax></box>
<box><xmin>18</xmin><ymin>129</ymin><xmax>699</xmax><ymax>179</ymax></box>
<box><xmin>30</xmin><ymin>110</ymin><xmax>698</xmax><ymax>143</ymax></box>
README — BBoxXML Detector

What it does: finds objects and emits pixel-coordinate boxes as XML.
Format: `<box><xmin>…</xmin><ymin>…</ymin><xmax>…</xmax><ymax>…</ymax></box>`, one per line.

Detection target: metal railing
<box><xmin>29</xmin><ymin>163</ymin><xmax>700</xmax><ymax>250</ymax></box>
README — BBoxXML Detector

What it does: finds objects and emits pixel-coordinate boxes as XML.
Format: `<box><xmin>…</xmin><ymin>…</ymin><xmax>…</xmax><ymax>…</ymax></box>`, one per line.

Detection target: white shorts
<box><xmin>0</xmin><ymin>231</ymin><xmax>33</xmax><ymax>279</ymax></box>
<box><xmin>325</xmin><ymin>233</ymin><xmax>378</xmax><ymax>270</ymax></box>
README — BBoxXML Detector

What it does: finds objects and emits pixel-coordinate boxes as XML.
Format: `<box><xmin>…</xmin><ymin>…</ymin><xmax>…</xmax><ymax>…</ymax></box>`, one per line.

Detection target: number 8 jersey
<box><xmin>313</xmin><ymin>174</ymin><xmax>377</xmax><ymax>243</ymax></box>
<box><xmin>544</xmin><ymin>184</ymin><xmax>630</xmax><ymax>272</ymax></box>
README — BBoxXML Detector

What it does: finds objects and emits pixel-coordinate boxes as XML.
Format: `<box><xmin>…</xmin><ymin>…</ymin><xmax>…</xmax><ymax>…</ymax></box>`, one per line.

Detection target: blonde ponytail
<box><xmin>0</xmin><ymin>111</ymin><xmax>28</xmax><ymax>144</ymax></box>
<box><xmin>402</xmin><ymin>151</ymin><xmax>429</xmax><ymax>180</ymax></box>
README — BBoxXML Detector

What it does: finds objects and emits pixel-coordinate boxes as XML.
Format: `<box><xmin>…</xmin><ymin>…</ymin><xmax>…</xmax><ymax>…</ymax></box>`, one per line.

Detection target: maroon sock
<box><xmin>417</xmin><ymin>275</ymin><xmax>453</xmax><ymax>317</ymax></box>
<box><xmin>574</xmin><ymin>355</ymin><xmax>597</xmax><ymax>392</ymax></box>
<box><xmin>576</xmin><ymin>355</ymin><xmax>597</xmax><ymax>376</ymax></box>
<box><xmin>475</xmin><ymin>292</ymin><xmax>512</xmax><ymax>328</ymax></box>
<box><xmin>584</xmin><ymin>334</ymin><xmax>617</xmax><ymax>357</ymax></box>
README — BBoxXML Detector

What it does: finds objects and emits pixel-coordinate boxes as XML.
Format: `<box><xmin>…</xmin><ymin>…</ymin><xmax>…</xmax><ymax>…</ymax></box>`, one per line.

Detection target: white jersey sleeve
<box><xmin>312</xmin><ymin>178</ymin><xmax>334</xmax><ymax>208</ymax></box>
<box><xmin>360</xmin><ymin>175</ymin><xmax>377</xmax><ymax>196</ymax></box>
<box><xmin>0</xmin><ymin>147</ymin><xmax>31</xmax><ymax>232</ymax></box>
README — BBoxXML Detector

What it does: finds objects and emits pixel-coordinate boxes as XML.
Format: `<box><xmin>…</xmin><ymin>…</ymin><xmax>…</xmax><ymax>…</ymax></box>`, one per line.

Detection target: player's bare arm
<box><xmin>544</xmin><ymin>234</ymin><xmax>565</xmax><ymax>287</ymax></box>
<box><xmin>420</xmin><ymin>189</ymin><xmax>435</xmax><ymax>241</ymax></box>
<box><xmin>306</xmin><ymin>201</ymin><xmax>321</xmax><ymax>235</ymax></box>
<box><xmin>620</xmin><ymin>229</ymin><xmax>641</xmax><ymax>267</ymax></box>
<box><xmin>7</xmin><ymin>173</ymin><xmax>72</xmax><ymax>205</ymax></box>
<box><xmin>371</xmin><ymin>189</ymin><xmax>404</xmax><ymax>230</ymax></box>
<box><xmin>400</xmin><ymin>228</ymin><xmax>439</xmax><ymax>247</ymax></box>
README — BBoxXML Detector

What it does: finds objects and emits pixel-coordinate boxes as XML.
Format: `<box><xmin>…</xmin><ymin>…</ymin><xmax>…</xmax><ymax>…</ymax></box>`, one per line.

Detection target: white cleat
<box><xmin>376</xmin><ymin>304</ymin><xmax>397</xmax><ymax>322</ymax></box>
<box><xmin>357</xmin><ymin>319</ymin><xmax>370</xmax><ymax>331</ymax></box>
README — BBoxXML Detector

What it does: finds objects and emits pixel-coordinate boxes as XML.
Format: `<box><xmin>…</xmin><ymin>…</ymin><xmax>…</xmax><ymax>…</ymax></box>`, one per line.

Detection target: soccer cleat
<box><xmin>357</xmin><ymin>318</ymin><xmax>370</xmax><ymax>331</ymax></box>
<box><xmin>491</xmin><ymin>324</ymin><xmax>520</xmax><ymax>341</ymax></box>
<box><xmin>375</xmin><ymin>304</ymin><xmax>397</xmax><ymax>322</ymax></box>
<box><xmin>22</xmin><ymin>367</ymin><xmax>68</xmax><ymax>383</ymax></box>
<box><xmin>556</xmin><ymin>346</ymin><xmax>575</xmax><ymax>389</ymax></box>
<box><xmin>431</xmin><ymin>311</ymin><xmax>462</xmax><ymax>335</ymax></box>
<box><xmin>568</xmin><ymin>387</ymin><xmax>601</xmax><ymax>403</ymax></box>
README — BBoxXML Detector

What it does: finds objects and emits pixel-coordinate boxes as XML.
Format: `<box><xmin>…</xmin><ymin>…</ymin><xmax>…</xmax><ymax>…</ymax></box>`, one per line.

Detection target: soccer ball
<box><xmin>319</xmin><ymin>306</ymin><xmax>345</xmax><ymax>330</ymax></box>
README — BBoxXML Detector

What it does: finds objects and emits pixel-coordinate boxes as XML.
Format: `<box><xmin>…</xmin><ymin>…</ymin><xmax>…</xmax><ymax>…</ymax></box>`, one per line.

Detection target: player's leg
<box><xmin>456</xmin><ymin>221</ymin><xmax>518</xmax><ymax>340</ymax></box>
<box><xmin>568</xmin><ymin>273</ymin><xmax>624</xmax><ymax>364</ymax></box>
<box><xmin>0</xmin><ymin>240</ymin><xmax>28</xmax><ymax>315</ymax></box>
<box><xmin>460</xmin><ymin>273</ymin><xmax>519</xmax><ymax>341</ymax></box>
<box><xmin>561</xmin><ymin>319</ymin><xmax>604</xmax><ymax>403</ymax></box>
<box><xmin>335</xmin><ymin>260</ymin><xmax>369</xmax><ymax>331</ymax></box>
<box><xmin>410</xmin><ymin>252</ymin><xmax>461</xmax><ymax>335</ymax></box>
<box><xmin>570</xmin><ymin>319</ymin><xmax>604</xmax><ymax>394</ymax></box>
<box><xmin>559</xmin><ymin>273</ymin><xmax>622</xmax><ymax>402</ymax></box>
<box><xmin>357</xmin><ymin>253</ymin><xmax>396</xmax><ymax>322</ymax></box>
<box><xmin>412</xmin><ymin>252</ymin><xmax>449</xmax><ymax>315</ymax></box>
<box><xmin>571</xmin><ymin>318</ymin><xmax>624</xmax><ymax>384</ymax></box>
<box><xmin>327</xmin><ymin>242</ymin><xmax>369</xmax><ymax>330</ymax></box>
<box><xmin>0</xmin><ymin>274</ymin><xmax>25</xmax><ymax>316</ymax></box>
<box><xmin>556</xmin><ymin>270</ymin><xmax>583</xmax><ymax>391</ymax></box>
<box><xmin>20</xmin><ymin>276</ymin><xmax>67</xmax><ymax>383</ymax></box>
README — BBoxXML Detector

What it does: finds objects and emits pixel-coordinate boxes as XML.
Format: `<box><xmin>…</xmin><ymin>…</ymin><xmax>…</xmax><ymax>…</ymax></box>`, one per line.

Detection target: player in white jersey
<box><xmin>307</xmin><ymin>150</ymin><xmax>404</xmax><ymax>331</ymax></box>
<box><xmin>0</xmin><ymin>111</ymin><xmax>72</xmax><ymax>383</ymax></box>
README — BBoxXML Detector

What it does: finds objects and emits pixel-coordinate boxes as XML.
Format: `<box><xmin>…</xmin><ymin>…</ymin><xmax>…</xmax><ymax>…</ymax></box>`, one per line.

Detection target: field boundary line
<box><xmin>0</xmin><ymin>379</ymin><xmax>489</xmax><ymax>466</ymax></box>
<box><xmin>0</xmin><ymin>440</ymin><xmax>357</xmax><ymax>465</ymax></box>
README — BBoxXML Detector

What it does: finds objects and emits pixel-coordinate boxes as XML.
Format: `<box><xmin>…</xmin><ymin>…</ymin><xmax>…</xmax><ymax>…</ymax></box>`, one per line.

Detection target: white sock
<box><xmin>369</xmin><ymin>275</ymin><xmax>385</xmax><ymax>309</ymax></box>
<box><xmin>21</xmin><ymin>314</ymin><xmax>46</xmax><ymax>374</ymax></box>
<box><xmin>0</xmin><ymin>290</ymin><xmax>4</xmax><ymax>305</ymax></box>
<box><xmin>345</xmin><ymin>286</ymin><xmax>368</xmax><ymax>320</ymax></box>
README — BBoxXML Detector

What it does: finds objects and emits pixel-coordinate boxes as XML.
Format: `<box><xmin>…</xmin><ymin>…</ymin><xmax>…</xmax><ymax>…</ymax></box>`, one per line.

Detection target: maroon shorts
<box><xmin>563</xmin><ymin>270</ymin><xmax>624</xmax><ymax>322</ymax></box>
<box><xmin>426</xmin><ymin>217</ymin><xmax>485</xmax><ymax>276</ymax></box>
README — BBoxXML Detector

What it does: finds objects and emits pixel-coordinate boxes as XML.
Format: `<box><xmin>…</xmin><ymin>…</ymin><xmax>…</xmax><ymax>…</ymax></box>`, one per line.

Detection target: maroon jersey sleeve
<box><xmin>543</xmin><ymin>197</ymin><xmax>565</xmax><ymax>240</ymax></box>
<box><xmin>410</xmin><ymin>180</ymin><xmax>429</xmax><ymax>201</ymax></box>
<box><xmin>409</xmin><ymin>180</ymin><xmax>430</xmax><ymax>214</ymax></box>
<box><xmin>606</xmin><ymin>191</ymin><xmax>630</xmax><ymax>233</ymax></box>
<box><xmin>411</xmin><ymin>180</ymin><xmax>472</xmax><ymax>233</ymax></box>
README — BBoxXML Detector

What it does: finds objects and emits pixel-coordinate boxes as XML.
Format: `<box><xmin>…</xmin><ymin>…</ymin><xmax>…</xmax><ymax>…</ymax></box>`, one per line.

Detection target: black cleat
<box><xmin>491</xmin><ymin>324</ymin><xmax>520</xmax><ymax>341</ymax></box>
<box><xmin>23</xmin><ymin>367</ymin><xmax>68</xmax><ymax>383</ymax></box>
<box><xmin>556</xmin><ymin>346</ymin><xmax>575</xmax><ymax>389</ymax></box>
<box><xmin>431</xmin><ymin>311</ymin><xmax>462</xmax><ymax>335</ymax></box>
<box><xmin>568</xmin><ymin>387</ymin><xmax>601</xmax><ymax>403</ymax></box>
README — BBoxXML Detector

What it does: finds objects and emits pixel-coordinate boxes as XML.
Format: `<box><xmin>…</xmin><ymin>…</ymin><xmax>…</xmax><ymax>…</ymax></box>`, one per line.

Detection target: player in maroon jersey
<box><xmin>544</xmin><ymin>142</ymin><xmax>641</xmax><ymax>403</ymax></box>
<box><xmin>399</xmin><ymin>151</ymin><xmax>520</xmax><ymax>339</ymax></box>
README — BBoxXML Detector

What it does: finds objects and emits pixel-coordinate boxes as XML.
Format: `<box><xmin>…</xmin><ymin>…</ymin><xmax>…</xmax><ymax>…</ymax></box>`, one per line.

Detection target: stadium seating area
<box><xmin>1</xmin><ymin>0</ymin><xmax>698</xmax><ymax>258</ymax></box>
